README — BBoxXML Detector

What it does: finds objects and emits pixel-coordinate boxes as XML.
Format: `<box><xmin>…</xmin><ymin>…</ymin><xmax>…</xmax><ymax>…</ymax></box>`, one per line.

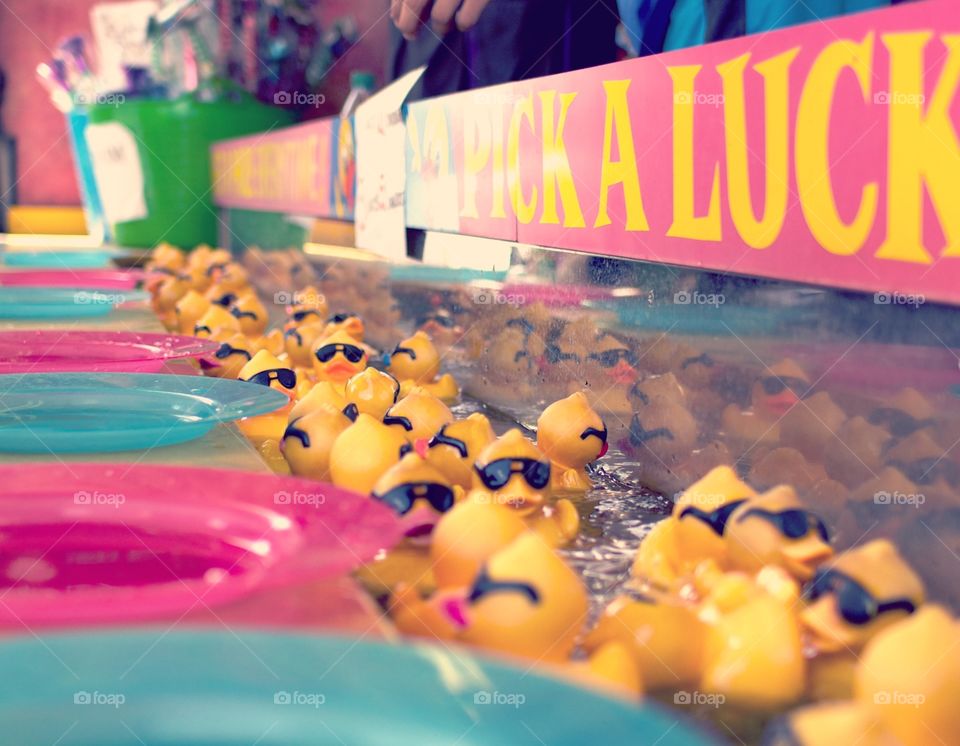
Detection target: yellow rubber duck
<box><xmin>393</xmin><ymin>532</ymin><xmax>642</xmax><ymax>697</ymax></box>
<box><xmin>283</xmin><ymin>285</ymin><xmax>328</xmax><ymax>327</ymax></box>
<box><xmin>174</xmin><ymin>290</ymin><xmax>212</xmax><ymax>336</ymax></box>
<box><xmin>282</xmin><ymin>323</ymin><xmax>326</xmax><ymax>368</ymax></box>
<box><xmin>198</xmin><ymin>330</ymin><xmax>256</xmax><ymax>379</ymax></box>
<box><xmin>467</xmin><ymin>429</ymin><xmax>579</xmax><ymax>547</ymax></box>
<box><xmin>192</xmin><ymin>304</ymin><xmax>240</xmax><ymax>338</ymax></box>
<box><xmin>323</xmin><ymin>312</ymin><xmax>365</xmax><ymax>341</ymax></box>
<box><xmin>229</xmin><ymin>292</ymin><xmax>269</xmax><ymax>337</ymax></box>
<box><xmin>357</xmin><ymin>453</ymin><xmax>461</xmax><ymax>596</ymax></box>
<box><xmin>632</xmin><ymin>465</ymin><xmax>757</xmax><ymax>590</ymax></box>
<box><xmin>329</xmin><ymin>413</ymin><xmax>408</xmax><ymax>495</ymax></box>
<box><xmin>288</xmin><ymin>381</ymin><xmax>348</xmax><ymax>421</ymax></box>
<box><xmin>721</xmin><ymin>358</ymin><xmax>809</xmax><ymax>447</ymax></box>
<box><xmin>385</xmin><ymin>331</ymin><xmax>459</xmax><ymax>403</ymax></box>
<box><xmin>311</xmin><ymin>330</ymin><xmax>368</xmax><ymax>385</ymax></box>
<box><xmin>147</xmin><ymin>242</ymin><xmax>185</xmax><ymax>273</ymax></box>
<box><xmin>536</xmin><ymin>391</ymin><xmax>607</xmax><ymax>494</ymax></box>
<box><xmin>781</xmin><ymin>605</ymin><xmax>960</xmax><ymax>746</ymax></box>
<box><xmin>584</xmin><ymin>592</ymin><xmax>707</xmax><ymax>690</ymax></box>
<box><xmin>802</xmin><ymin>539</ymin><xmax>924</xmax><ymax>700</ymax></box>
<box><xmin>152</xmin><ymin>273</ymin><xmax>190</xmax><ymax>315</ymax></box>
<box><xmin>236</xmin><ymin>350</ymin><xmax>298</xmax><ymax>441</ymax></box>
<box><xmin>383</xmin><ymin>387</ymin><xmax>453</xmax><ymax>443</ymax></box>
<box><xmin>724</xmin><ymin>485</ymin><xmax>834</xmax><ymax>582</ymax></box>
<box><xmin>423</xmin><ymin>413</ymin><xmax>497</xmax><ymax>490</ymax></box>
<box><xmin>206</xmin><ymin>261</ymin><xmax>249</xmax><ymax>293</ymax></box>
<box><xmin>344</xmin><ymin>368</ymin><xmax>401</xmax><ymax>419</ymax></box>
<box><xmin>280</xmin><ymin>403</ymin><xmax>353</xmax><ymax>481</ymax></box>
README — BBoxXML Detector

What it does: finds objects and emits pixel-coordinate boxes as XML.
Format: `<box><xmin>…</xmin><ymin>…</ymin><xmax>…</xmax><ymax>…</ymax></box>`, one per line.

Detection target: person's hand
<box><xmin>390</xmin><ymin>0</ymin><xmax>493</xmax><ymax>39</ymax></box>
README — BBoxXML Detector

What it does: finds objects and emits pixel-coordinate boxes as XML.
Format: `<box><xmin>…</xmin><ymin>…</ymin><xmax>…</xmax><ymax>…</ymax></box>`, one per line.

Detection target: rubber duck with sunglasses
<box><xmin>382</xmin><ymin>387</ymin><xmax>454</xmax><ymax>444</ymax></box>
<box><xmin>322</xmin><ymin>311</ymin><xmax>365</xmax><ymax>341</ymax></box>
<box><xmin>236</xmin><ymin>349</ymin><xmax>304</xmax><ymax>441</ymax></box>
<box><xmin>423</xmin><ymin>414</ymin><xmax>497</xmax><ymax>490</ymax></box>
<box><xmin>775</xmin><ymin>605</ymin><xmax>960</xmax><ymax>746</ymax></box>
<box><xmin>311</xmin><ymin>329</ymin><xmax>369</xmax><ymax>385</ymax></box>
<box><xmin>357</xmin><ymin>451</ymin><xmax>466</xmax><ymax>596</ymax></box>
<box><xmin>384</xmin><ymin>330</ymin><xmax>460</xmax><ymax>403</ymax></box>
<box><xmin>391</xmin><ymin>530</ymin><xmax>642</xmax><ymax>697</ymax></box>
<box><xmin>466</xmin><ymin>429</ymin><xmax>580</xmax><ymax>548</ymax></box>
<box><xmin>800</xmin><ymin>539</ymin><xmax>924</xmax><ymax>701</ymax></box>
<box><xmin>536</xmin><ymin>391</ymin><xmax>608</xmax><ymax>494</ymax></box>
<box><xmin>721</xmin><ymin>358</ymin><xmax>810</xmax><ymax>449</ymax></box>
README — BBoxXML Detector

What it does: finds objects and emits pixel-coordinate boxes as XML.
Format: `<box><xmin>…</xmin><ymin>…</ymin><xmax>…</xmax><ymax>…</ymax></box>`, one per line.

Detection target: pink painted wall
<box><xmin>0</xmin><ymin>0</ymin><xmax>390</xmax><ymax>206</ymax></box>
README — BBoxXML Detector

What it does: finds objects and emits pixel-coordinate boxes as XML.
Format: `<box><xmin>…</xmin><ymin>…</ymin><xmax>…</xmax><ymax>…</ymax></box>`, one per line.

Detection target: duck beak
<box><xmin>608</xmin><ymin>360</ymin><xmax>637</xmax><ymax>385</ymax></box>
<box><xmin>781</xmin><ymin>539</ymin><xmax>834</xmax><ymax>581</ymax></box>
<box><xmin>439</xmin><ymin>589</ymin><xmax>471</xmax><ymax>630</ymax></box>
<box><xmin>800</xmin><ymin>598</ymin><xmax>855</xmax><ymax>654</ymax></box>
<box><xmin>401</xmin><ymin>503</ymin><xmax>439</xmax><ymax>547</ymax></box>
<box><xmin>761</xmin><ymin>391</ymin><xmax>799</xmax><ymax>417</ymax></box>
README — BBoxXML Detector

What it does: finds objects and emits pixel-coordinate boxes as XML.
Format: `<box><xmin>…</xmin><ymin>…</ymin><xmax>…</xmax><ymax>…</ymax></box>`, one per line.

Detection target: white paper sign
<box><xmin>85</xmin><ymin>122</ymin><xmax>148</xmax><ymax>224</ymax></box>
<box><xmin>354</xmin><ymin>68</ymin><xmax>424</xmax><ymax>262</ymax></box>
<box><xmin>90</xmin><ymin>1</ymin><xmax>159</xmax><ymax>92</ymax></box>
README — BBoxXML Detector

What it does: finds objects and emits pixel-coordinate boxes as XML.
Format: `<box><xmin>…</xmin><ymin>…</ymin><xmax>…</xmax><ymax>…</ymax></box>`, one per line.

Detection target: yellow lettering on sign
<box><xmin>507</xmin><ymin>93</ymin><xmax>538</xmax><ymax>224</ymax></box>
<box><xmin>796</xmin><ymin>34</ymin><xmax>878</xmax><ymax>256</ymax></box>
<box><xmin>491</xmin><ymin>107</ymin><xmax>506</xmax><ymax>219</ymax></box>
<box><xmin>462</xmin><ymin>108</ymin><xmax>491</xmax><ymax>219</ymax></box>
<box><xmin>539</xmin><ymin>90</ymin><xmax>584</xmax><ymax>228</ymax></box>
<box><xmin>877</xmin><ymin>32</ymin><xmax>960</xmax><ymax>263</ymax></box>
<box><xmin>424</xmin><ymin>103</ymin><xmax>450</xmax><ymax>178</ymax></box>
<box><xmin>595</xmin><ymin>80</ymin><xmax>648</xmax><ymax>231</ymax></box>
<box><xmin>718</xmin><ymin>48</ymin><xmax>799</xmax><ymax>249</ymax></box>
<box><xmin>667</xmin><ymin>65</ymin><xmax>722</xmax><ymax>241</ymax></box>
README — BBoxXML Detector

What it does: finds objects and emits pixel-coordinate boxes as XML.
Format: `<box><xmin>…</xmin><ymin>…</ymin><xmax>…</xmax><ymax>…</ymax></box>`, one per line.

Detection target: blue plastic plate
<box><xmin>1</xmin><ymin>248</ymin><xmax>127</xmax><ymax>269</ymax></box>
<box><xmin>0</xmin><ymin>631</ymin><xmax>715</xmax><ymax>746</ymax></box>
<box><xmin>0</xmin><ymin>286</ymin><xmax>149</xmax><ymax>319</ymax></box>
<box><xmin>0</xmin><ymin>372</ymin><xmax>288</xmax><ymax>453</ymax></box>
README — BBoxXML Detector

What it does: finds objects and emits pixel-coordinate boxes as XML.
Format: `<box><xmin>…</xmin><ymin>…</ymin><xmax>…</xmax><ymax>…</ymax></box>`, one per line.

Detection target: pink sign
<box><xmin>404</xmin><ymin>0</ymin><xmax>960</xmax><ymax>304</ymax></box>
<box><xmin>212</xmin><ymin>118</ymin><xmax>335</xmax><ymax>216</ymax></box>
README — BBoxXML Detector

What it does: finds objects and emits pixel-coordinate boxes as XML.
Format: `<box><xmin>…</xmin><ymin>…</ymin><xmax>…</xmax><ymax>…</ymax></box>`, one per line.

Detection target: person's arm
<box><xmin>390</xmin><ymin>0</ymin><xmax>494</xmax><ymax>39</ymax></box>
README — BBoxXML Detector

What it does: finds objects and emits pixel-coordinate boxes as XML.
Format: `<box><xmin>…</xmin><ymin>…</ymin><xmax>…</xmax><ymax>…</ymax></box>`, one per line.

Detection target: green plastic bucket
<box><xmin>86</xmin><ymin>94</ymin><xmax>292</xmax><ymax>249</ymax></box>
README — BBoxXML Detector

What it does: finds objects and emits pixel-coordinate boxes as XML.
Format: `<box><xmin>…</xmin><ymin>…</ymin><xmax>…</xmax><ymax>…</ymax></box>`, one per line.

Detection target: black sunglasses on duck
<box><xmin>246</xmin><ymin>368</ymin><xmax>296</xmax><ymax>389</ymax></box>
<box><xmin>429</xmin><ymin>425</ymin><xmax>468</xmax><ymax>458</ymax></box>
<box><xmin>328</xmin><ymin>312</ymin><xmax>357</xmax><ymax>324</ymax></box>
<box><xmin>474</xmin><ymin>458</ymin><xmax>551</xmax><ymax>490</ymax></box>
<box><xmin>391</xmin><ymin>345</ymin><xmax>418</xmax><ymax>360</ymax></box>
<box><xmin>760</xmin><ymin>376</ymin><xmax>809</xmax><ymax>396</ymax></box>
<box><xmin>215</xmin><ymin>343</ymin><xmax>252</xmax><ymax>361</ymax></box>
<box><xmin>468</xmin><ymin>565</ymin><xmax>540</xmax><ymax>604</ymax></box>
<box><xmin>737</xmin><ymin>507</ymin><xmax>830</xmax><ymax>542</ymax></box>
<box><xmin>679</xmin><ymin>499</ymin><xmax>747</xmax><ymax>536</ymax></box>
<box><xmin>805</xmin><ymin>568</ymin><xmax>916</xmax><ymax>625</ymax></box>
<box><xmin>587</xmin><ymin>348</ymin><xmax>636</xmax><ymax>368</ymax></box>
<box><xmin>373</xmin><ymin>482</ymin><xmax>455</xmax><ymax>516</ymax></box>
<box><xmin>290</xmin><ymin>309</ymin><xmax>322</xmax><ymax>323</ymax></box>
<box><xmin>315</xmin><ymin>343</ymin><xmax>365</xmax><ymax>364</ymax></box>
<box><xmin>282</xmin><ymin>420</ymin><xmax>311</xmax><ymax>448</ymax></box>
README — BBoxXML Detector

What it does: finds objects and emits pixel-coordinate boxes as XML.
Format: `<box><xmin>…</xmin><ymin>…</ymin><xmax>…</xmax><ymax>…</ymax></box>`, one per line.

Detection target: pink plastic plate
<box><xmin>0</xmin><ymin>330</ymin><xmax>220</xmax><ymax>373</ymax></box>
<box><xmin>0</xmin><ymin>463</ymin><xmax>403</xmax><ymax>627</ymax></box>
<box><xmin>0</xmin><ymin>269</ymin><xmax>144</xmax><ymax>290</ymax></box>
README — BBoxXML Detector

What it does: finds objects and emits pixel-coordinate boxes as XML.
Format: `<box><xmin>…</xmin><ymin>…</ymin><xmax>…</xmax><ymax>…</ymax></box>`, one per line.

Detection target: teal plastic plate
<box><xmin>0</xmin><ymin>286</ymin><xmax>148</xmax><ymax>319</ymax></box>
<box><xmin>0</xmin><ymin>372</ymin><xmax>288</xmax><ymax>453</ymax></box>
<box><xmin>0</xmin><ymin>631</ymin><xmax>715</xmax><ymax>745</ymax></box>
